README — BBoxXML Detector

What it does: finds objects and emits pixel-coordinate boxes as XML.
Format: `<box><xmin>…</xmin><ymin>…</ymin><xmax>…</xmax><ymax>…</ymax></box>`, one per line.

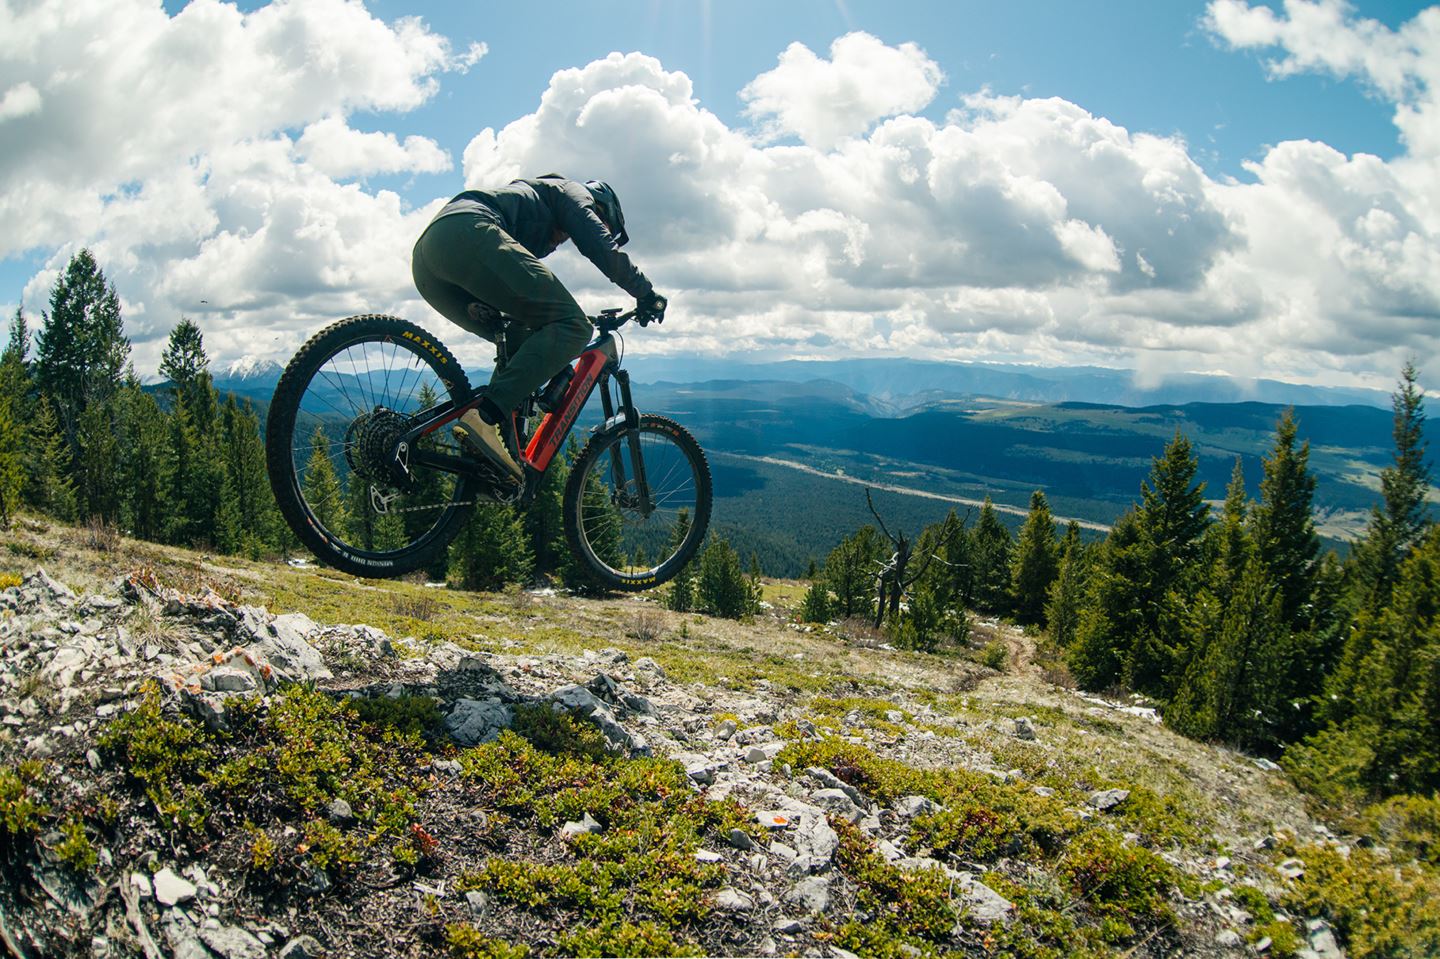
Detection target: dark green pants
<box><xmin>411</xmin><ymin>212</ymin><xmax>594</xmax><ymax>413</ymax></box>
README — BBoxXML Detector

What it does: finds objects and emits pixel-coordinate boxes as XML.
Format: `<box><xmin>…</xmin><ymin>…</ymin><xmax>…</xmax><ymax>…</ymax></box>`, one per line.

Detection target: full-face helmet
<box><xmin>584</xmin><ymin>180</ymin><xmax>629</xmax><ymax>247</ymax></box>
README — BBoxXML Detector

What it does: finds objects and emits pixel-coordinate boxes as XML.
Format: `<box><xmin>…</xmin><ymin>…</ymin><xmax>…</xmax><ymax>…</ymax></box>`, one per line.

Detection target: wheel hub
<box><xmin>344</xmin><ymin>407</ymin><xmax>410</xmax><ymax>484</ymax></box>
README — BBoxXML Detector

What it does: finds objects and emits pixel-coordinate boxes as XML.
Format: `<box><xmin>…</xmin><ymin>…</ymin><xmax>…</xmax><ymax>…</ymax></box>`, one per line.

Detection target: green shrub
<box><xmin>1363</xmin><ymin>794</ymin><xmax>1440</xmax><ymax>866</ymax></box>
<box><xmin>97</xmin><ymin>683</ymin><xmax>215</xmax><ymax>832</ymax></box>
<box><xmin>1279</xmin><ymin>842</ymin><xmax>1440</xmax><ymax>959</ymax></box>
<box><xmin>445</xmin><ymin>925</ymin><xmax>531</xmax><ymax>959</ymax></box>
<box><xmin>349</xmin><ymin>693</ymin><xmax>446</xmax><ymax>744</ymax></box>
<box><xmin>1060</xmin><ymin>829</ymin><xmax>1181</xmax><ymax>936</ymax></box>
<box><xmin>55</xmin><ymin>816</ymin><xmax>97</xmax><ymax>873</ymax></box>
<box><xmin>0</xmin><ymin>760</ymin><xmax>49</xmax><ymax>840</ymax></box>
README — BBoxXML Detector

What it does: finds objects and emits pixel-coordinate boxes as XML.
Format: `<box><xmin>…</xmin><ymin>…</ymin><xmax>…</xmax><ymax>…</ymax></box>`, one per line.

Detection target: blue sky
<box><xmin>3</xmin><ymin>0</ymin><xmax>1439</xmax><ymax>388</ymax></box>
<box><xmin>377</xmin><ymin>0</ymin><xmax>1421</xmax><ymax>175</ymax></box>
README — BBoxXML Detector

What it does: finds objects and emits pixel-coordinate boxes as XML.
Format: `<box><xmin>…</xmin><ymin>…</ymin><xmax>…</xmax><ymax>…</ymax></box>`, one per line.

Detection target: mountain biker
<box><xmin>411</xmin><ymin>174</ymin><xmax>666</xmax><ymax>483</ymax></box>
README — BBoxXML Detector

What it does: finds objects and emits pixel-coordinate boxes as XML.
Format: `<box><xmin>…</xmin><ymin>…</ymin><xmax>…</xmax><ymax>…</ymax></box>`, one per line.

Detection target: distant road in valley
<box><xmin>715</xmin><ymin>452</ymin><xmax>1113</xmax><ymax>533</ymax></box>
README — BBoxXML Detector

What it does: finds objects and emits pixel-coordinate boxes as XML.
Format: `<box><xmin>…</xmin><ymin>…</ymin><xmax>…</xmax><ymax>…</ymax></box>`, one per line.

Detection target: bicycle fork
<box><xmin>598</xmin><ymin>369</ymin><xmax>655</xmax><ymax>518</ymax></box>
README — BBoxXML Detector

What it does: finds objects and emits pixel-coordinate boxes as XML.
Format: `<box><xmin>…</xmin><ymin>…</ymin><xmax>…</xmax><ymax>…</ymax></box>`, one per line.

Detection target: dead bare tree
<box><xmin>865</xmin><ymin>488</ymin><xmax>966</xmax><ymax>629</ymax></box>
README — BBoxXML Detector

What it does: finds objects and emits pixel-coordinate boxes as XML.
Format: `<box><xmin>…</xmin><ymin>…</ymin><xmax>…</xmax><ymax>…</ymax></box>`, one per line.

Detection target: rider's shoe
<box><xmin>454</xmin><ymin>409</ymin><xmax>524</xmax><ymax>484</ymax></box>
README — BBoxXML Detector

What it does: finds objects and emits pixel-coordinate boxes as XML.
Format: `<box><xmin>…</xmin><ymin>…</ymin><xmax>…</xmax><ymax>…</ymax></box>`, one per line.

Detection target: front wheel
<box><xmin>563</xmin><ymin>415</ymin><xmax>712</xmax><ymax>592</ymax></box>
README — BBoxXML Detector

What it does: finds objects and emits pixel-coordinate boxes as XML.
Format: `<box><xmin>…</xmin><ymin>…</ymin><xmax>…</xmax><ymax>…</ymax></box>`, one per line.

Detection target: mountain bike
<box><xmin>265</xmin><ymin>309</ymin><xmax>711</xmax><ymax>590</ymax></box>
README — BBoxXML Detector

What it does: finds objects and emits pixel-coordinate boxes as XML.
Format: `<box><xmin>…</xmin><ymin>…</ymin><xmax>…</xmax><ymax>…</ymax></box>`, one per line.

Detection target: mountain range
<box><xmin>202</xmin><ymin>355</ymin><xmax>1410</xmax><ymax>576</ymax></box>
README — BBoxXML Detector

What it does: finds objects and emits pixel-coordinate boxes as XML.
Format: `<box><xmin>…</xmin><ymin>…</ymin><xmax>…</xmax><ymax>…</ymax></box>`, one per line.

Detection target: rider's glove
<box><xmin>637</xmin><ymin>291</ymin><xmax>667</xmax><ymax>327</ymax></box>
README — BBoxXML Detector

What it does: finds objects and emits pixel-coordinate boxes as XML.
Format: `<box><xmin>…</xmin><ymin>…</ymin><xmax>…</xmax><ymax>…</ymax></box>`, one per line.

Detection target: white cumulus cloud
<box><xmin>297</xmin><ymin>117</ymin><xmax>452</xmax><ymax>180</ymax></box>
<box><xmin>741</xmin><ymin>32</ymin><xmax>944</xmax><ymax>148</ymax></box>
<box><xmin>2</xmin><ymin>4</ymin><xmax>1438</xmax><ymax>391</ymax></box>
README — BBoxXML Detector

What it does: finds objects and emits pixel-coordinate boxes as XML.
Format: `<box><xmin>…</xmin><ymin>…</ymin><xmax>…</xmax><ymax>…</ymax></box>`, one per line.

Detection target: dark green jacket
<box><xmin>434</xmin><ymin>176</ymin><xmax>653</xmax><ymax>299</ymax></box>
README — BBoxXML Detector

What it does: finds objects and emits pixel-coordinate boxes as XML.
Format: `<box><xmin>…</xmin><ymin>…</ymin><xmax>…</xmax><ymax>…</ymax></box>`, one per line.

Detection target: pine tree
<box><xmin>1045</xmin><ymin>522</ymin><xmax>1088</xmax><ymax>648</ymax></box>
<box><xmin>1123</xmin><ymin>430</ymin><xmax>1209</xmax><ymax>698</ymax></box>
<box><xmin>1251</xmin><ymin>409</ymin><xmax>1320</xmax><ymax>631</ymax></box>
<box><xmin>0</xmin><ymin>310</ymin><xmax>30</xmax><ymax>526</ymax></box>
<box><xmin>218</xmin><ymin>397</ymin><xmax>280</xmax><ymax>554</ymax></box>
<box><xmin>1315</xmin><ymin>527</ymin><xmax>1440</xmax><ymax>795</ymax></box>
<box><xmin>524</xmin><ymin>451</ymin><xmax>569</xmax><ymax>578</ymax></box>
<box><xmin>164</xmin><ymin>399</ymin><xmax>203</xmax><ymax>543</ymax></box>
<box><xmin>26</xmin><ymin>397</ymin><xmax>76</xmax><ymax>521</ymax></box>
<box><xmin>76</xmin><ymin>399</ymin><xmax>122</xmax><ymax>523</ymax></box>
<box><xmin>664</xmin><ymin>508</ymin><xmax>696</xmax><ymax>612</ymax></box>
<box><xmin>1010</xmin><ymin>490</ymin><xmax>1059</xmax><ymax>625</ymax></box>
<box><xmin>799</xmin><ymin>579</ymin><xmax>832</xmax><ymax>623</ymax></box>
<box><xmin>406</xmin><ymin>384</ymin><xmax>454</xmax><ymax>580</ymax></box>
<box><xmin>0</xmin><ymin>391</ymin><xmax>23</xmax><ymax>526</ymax></box>
<box><xmin>823</xmin><ymin>525</ymin><xmax>883</xmax><ymax>619</ymax></box>
<box><xmin>159</xmin><ymin>318</ymin><xmax>215</xmax><ymax>425</ymax></box>
<box><xmin>33</xmin><ymin>249</ymin><xmax>130</xmax><ymax>452</ymax></box>
<box><xmin>916</xmin><ymin>509</ymin><xmax>969</xmax><ymax>611</ymax></box>
<box><xmin>971</xmin><ymin>498</ymin><xmax>1013</xmax><ymax>612</ymax></box>
<box><xmin>115</xmin><ymin>379</ymin><xmax>170</xmax><ymax>541</ymax></box>
<box><xmin>1068</xmin><ymin>509</ymin><xmax>1150</xmax><ymax>690</ymax></box>
<box><xmin>1325</xmin><ymin>365</ymin><xmax>1434</xmax><ymax>727</ymax></box>
<box><xmin>1209</xmin><ymin>459</ymin><xmax>1253</xmax><ymax>602</ymax></box>
<box><xmin>561</xmin><ymin>457</ymin><xmax>623</xmax><ymax>594</ymax></box>
<box><xmin>300</xmin><ymin>427</ymin><xmax>349</xmax><ymax>542</ymax></box>
<box><xmin>450</xmin><ymin>504</ymin><xmax>534</xmax><ymax>591</ymax></box>
<box><xmin>1349</xmin><ymin>362</ymin><xmax>1432</xmax><ymax>612</ymax></box>
<box><xmin>697</xmin><ymin>537</ymin><xmax>755</xmax><ymax>619</ymax></box>
<box><xmin>0</xmin><ymin>308</ymin><xmax>31</xmax><ymax>428</ymax></box>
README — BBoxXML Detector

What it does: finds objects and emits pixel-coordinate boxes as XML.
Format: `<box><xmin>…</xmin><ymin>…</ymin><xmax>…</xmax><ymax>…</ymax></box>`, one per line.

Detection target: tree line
<box><xmin>0</xmin><ymin>249</ymin><xmax>767</xmax><ymax>610</ymax></box>
<box><xmin>800</xmin><ymin>365</ymin><xmax>1440</xmax><ymax>804</ymax></box>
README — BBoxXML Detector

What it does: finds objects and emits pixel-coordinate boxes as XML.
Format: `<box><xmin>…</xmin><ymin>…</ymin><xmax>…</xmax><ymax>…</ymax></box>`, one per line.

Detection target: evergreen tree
<box><xmin>1326</xmin><ymin>365</ymin><xmax>1434</xmax><ymax>726</ymax></box>
<box><xmin>0</xmin><ymin>310</ymin><xmax>30</xmax><ymax>525</ymax></box>
<box><xmin>450</xmin><ymin>504</ymin><xmax>534</xmax><ymax>591</ymax></box>
<box><xmin>407</xmin><ymin>384</ymin><xmax>454</xmax><ymax>580</ymax></box>
<box><xmin>26</xmin><ymin>397</ymin><xmax>76</xmax><ymax>521</ymax></box>
<box><xmin>159</xmin><ymin>318</ymin><xmax>213</xmax><ymax>419</ymax></box>
<box><xmin>218</xmin><ymin>397</ymin><xmax>280</xmax><ymax>555</ymax></box>
<box><xmin>1045</xmin><ymin>522</ymin><xmax>1088</xmax><ymax>648</ymax></box>
<box><xmin>300</xmin><ymin>427</ymin><xmax>349</xmax><ymax>541</ymax></box>
<box><xmin>164</xmin><ymin>399</ymin><xmax>203</xmax><ymax>543</ymax></box>
<box><xmin>1311</xmin><ymin>527</ymin><xmax>1440</xmax><ymax>795</ymax></box>
<box><xmin>0</xmin><ymin>389</ymin><xmax>23</xmax><ymax>526</ymax></box>
<box><xmin>1165</xmin><ymin>555</ymin><xmax>1288</xmax><ymax>749</ymax></box>
<box><xmin>823</xmin><ymin>525</ymin><xmax>883</xmax><ymax>619</ymax></box>
<box><xmin>1010</xmin><ymin>490</ymin><xmax>1059</xmax><ymax>625</ymax></box>
<box><xmin>664</xmin><ymin>509</ymin><xmax>696</xmax><ymax>612</ymax></box>
<box><xmin>1251</xmin><ymin>409</ymin><xmax>1320</xmax><ymax>631</ymax></box>
<box><xmin>799</xmin><ymin>579</ymin><xmax>832</xmax><ymax>623</ymax></box>
<box><xmin>524</xmin><ymin>453</ymin><xmax>569</xmax><ymax>578</ymax></box>
<box><xmin>1068</xmin><ymin>509</ymin><xmax>1150</xmax><ymax>690</ymax></box>
<box><xmin>76</xmin><ymin>399</ymin><xmax>122</xmax><ymax>523</ymax></box>
<box><xmin>1209</xmin><ymin>459</ymin><xmax>1253</xmax><ymax>602</ymax></box>
<box><xmin>115</xmin><ymin>379</ymin><xmax>170</xmax><ymax>541</ymax></box>
<box><xmin>916</xmin><ymin>509</ymin><xmax>970</xmax><ymax>611</ymax></box>
<box><xmin>0</xmin><ymin>308</ymin><xmax>31</xmax><ymax>427</ymax></box>
<box><xmin>1349</xmin><ymin>362</ymin><xmax>1432</xmax><ymax>612</ymax></box>
<box><xmin>971</xmin><ymin>498</ymin><xmax>1013</xmax><ymax>612</ymax></box>
<box><xmin>1123</xmin><ymin>430</ymin><xmax>1209</xmax><ymax>697</ymax></box>
<box><xmin>697</xmin><ymin>537</ymin><xmax>757</xmax><ymax>619</ymax></box>
<box><xmin>33</xmin><ymin>249</ymin><xmax>130</xmax><ymax>451</ymax></box>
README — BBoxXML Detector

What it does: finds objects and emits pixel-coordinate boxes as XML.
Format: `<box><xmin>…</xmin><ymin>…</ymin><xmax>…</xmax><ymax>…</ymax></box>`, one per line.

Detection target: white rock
<box><xmin>445</xmin><ymin>699</ymin><xmax>513</xmax><ymax>746</ymax></box>
<box><xmin>153</xmin><ymin>867</ymin><xmax>197</xmax><ymax>907</ymax></box>
<box><xmin>713</xmin><ymin>888</ymin><xmax>755</xmax><ymax>912</ymax></box>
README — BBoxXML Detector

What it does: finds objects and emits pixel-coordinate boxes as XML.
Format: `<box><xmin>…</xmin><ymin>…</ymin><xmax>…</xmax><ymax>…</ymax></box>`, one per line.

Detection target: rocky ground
<box><xmin>0</xmin><ymin>518</ymin><xmax>1370</xmax><ymax>958</ymax></box>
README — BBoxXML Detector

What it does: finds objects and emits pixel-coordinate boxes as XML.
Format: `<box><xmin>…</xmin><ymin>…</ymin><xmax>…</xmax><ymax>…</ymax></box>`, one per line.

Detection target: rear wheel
<box><xmin>266</xmin><ymin>314</ymin><xmax>477</xmax><ymax>577</ymax></box>
<box><xmin>563</xmin><ymin>415</ymin><xmax>712</xmax><ymax>591</ymax></box>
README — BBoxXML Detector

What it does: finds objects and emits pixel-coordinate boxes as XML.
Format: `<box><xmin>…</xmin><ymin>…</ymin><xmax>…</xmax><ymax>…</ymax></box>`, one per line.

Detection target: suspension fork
<box><xmin>599</xmin><ymin>369</ymin><xmax>654</xmax><ymax>517</ymax></box>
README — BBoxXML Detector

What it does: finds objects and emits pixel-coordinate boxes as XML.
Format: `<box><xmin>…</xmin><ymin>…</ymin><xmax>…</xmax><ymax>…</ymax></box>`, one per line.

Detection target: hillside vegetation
<box><xmin>0</xmin><ymin>517</ymin><xmax>1437</xmax><ymax>958</ymax></box>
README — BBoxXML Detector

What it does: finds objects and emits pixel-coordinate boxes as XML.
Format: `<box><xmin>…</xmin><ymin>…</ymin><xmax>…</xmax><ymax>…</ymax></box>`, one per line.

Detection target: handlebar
<box><xmin>593</xmin><ymin>294</ymin><xmax>666</xmax><ymax>333</ymax></box>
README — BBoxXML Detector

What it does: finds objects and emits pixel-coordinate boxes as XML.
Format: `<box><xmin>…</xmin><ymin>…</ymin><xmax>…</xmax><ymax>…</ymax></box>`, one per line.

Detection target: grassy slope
<box><xmin>2</xmin><ymin>517</ymin><xmax>1437</xmax><ymax>957</ymax></box>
